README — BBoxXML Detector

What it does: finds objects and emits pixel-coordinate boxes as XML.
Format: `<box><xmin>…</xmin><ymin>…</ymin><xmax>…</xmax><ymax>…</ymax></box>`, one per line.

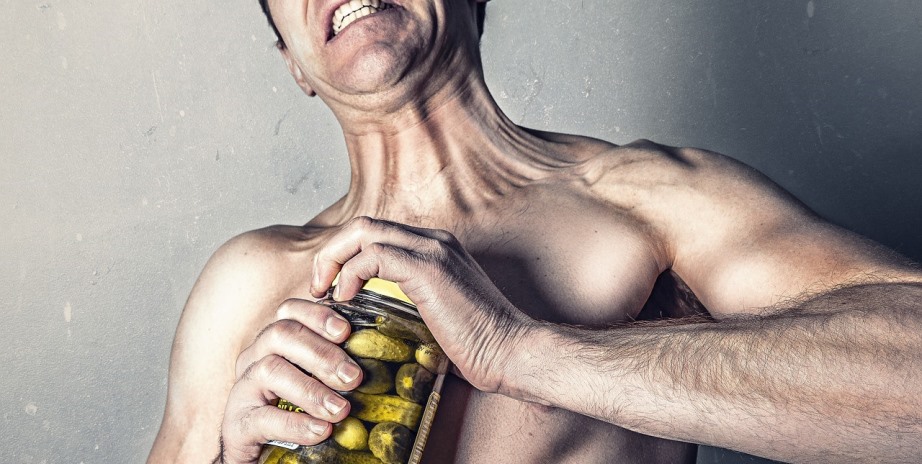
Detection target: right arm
<box><xmin>148</xmin><ymin>229</ymin><xmax>361</xmax><ymax>463</ymax></box>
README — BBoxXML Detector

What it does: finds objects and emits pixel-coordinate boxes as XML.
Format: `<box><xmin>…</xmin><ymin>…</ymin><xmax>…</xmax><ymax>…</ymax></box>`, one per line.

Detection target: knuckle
<box><xmin>431</xmin><ymin>228</ymin><xmax>455</xmax><ymax>243</ymax></box>
<box><xmin>317</xmin><ymin>346</ymin><xmax>351</xmax><ymax>381</ymax></box>
<box><xmin>369</xmin><ymin>241</ymin><xmax>390</xmax><ymax>254</ymax></box>
<box><xmin>426</xmin><ymin>241</ymin><xmax>450</xmax><ymax>262</ymax></box>
<box><xmin>248</xmin><ymin>354</ymin><xmax>287</xmax><ymax>381</ymax></box>
<box><xmin>312</xmin><ymin>340</ymin><xmax>344</xmax><ymax>367</ymax></box>
<box><xmin>267</xmin><ymin>319</ymin><xmax>306</xmax><ymax>345</ymax></box>
<box><xmin>349</xmin><ymin>215</ymin><xmax>375</xmax><ymax>231</ymax></box>
<box><xmin>287</xmin><ymin>414</ymin><xmax>327</xmax><ymax>441</ymax></box>
<box><xmin>275</xmin><ymin>298</ymin><xmax>301</xmax><ymax>319</ymax></box>
<box><xmin>299</xmin><ymin>379</ymin><xmax>328</xmax><ymax>409</ymax></box>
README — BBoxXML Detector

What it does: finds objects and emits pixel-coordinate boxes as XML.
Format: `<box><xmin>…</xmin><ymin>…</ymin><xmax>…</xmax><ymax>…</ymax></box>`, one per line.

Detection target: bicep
<box><xmin>660</xmin><ymin>149</ymin><xmax>919</xmax><ymax>317</ymax></box>
<box><xmin>688</xmin><ymin>221</ymin><xmax>916</xmax><ymax>317</ymax></box>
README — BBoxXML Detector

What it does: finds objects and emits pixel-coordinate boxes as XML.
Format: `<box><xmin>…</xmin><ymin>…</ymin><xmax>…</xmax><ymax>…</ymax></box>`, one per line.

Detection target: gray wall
<box><xmin>1</xmin><ymin>1</ymin><xmax>919</xmax><ymax>463</ymax></box>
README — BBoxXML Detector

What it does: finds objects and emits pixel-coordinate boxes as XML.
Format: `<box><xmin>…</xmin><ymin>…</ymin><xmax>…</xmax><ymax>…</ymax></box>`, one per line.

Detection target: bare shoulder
<box><xmin>570</xmin><ymin>138</ymin><xmax>822</xmax><ymax>229</ymax></box>
<box><xmin>149</xmin><ymin>224</ymin><xmax>324</xmax><ymax>462</ymax></box>
<box><xmin>180</xmin><ymin>223</ymin><xmax>326</xmax><ymax>363</ymax></box>
<box><xmin>565</xmin><ymin>139</ymin><xmax>921</xmax><ymax>313</ymax></box>
<box><xmin>571</xmin><ymin>139</ymin><xmax>802</xmax><ymax>205</ymax></box>
<box><xmin>200</xmin><ymin>225</ymin><xmax>320</xmax><ymax>296</ymax></box>
<box><xmin>184</xmin><ymin>225</ymin><xmax>323</xmax><ymax>334</ymax></box>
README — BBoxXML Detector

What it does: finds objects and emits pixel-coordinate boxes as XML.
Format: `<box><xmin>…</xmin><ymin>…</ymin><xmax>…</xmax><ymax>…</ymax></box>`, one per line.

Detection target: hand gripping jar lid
<box><xmin>332</xmin><ymin>276</ymin><xmax>414</xmax><ymax>306</ymax></box>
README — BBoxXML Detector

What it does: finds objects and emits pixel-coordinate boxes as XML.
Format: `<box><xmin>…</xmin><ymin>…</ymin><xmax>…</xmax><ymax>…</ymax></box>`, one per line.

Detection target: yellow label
<box><xmin>276</xmin><ymin>398</ymin><xmax>304</xmax><ymax>414</ymax></box>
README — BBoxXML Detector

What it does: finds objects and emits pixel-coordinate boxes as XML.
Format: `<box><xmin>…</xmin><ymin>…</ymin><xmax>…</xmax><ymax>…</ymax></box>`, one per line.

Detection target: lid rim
<box><xmin>331</xmin><ymin>276</ymin><xmax>415</xmax><ymax>306</ymax></box>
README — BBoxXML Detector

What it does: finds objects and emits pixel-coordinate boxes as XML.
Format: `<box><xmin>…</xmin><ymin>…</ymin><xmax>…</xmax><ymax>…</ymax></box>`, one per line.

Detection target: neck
<box><xmin>317</xmin><ymin>72</ymin><xmax>570</xmax><ymax>227</ymax></box>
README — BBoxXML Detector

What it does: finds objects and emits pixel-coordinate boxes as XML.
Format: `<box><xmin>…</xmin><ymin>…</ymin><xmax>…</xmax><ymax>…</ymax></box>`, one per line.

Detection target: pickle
<box><xmin>347</xmin><ymin>391</ymin><xmax>423</xmax><ymax>430</ymax></box>
<box><xmin>332</xmin><ymin>450</ymin><xmax>384</xmax><ymax>464</ymax></box>
<box><xmin>259</xmin><ymin>447</ymin><xmax>298</xmax><ymax>464</ymax></box>
<box><xmin>375</xmin><ymin>315</ymin><xmax>435</xmax><ymax>343</ymax></box>
<box><xmin>355</xmin><ymin>358</ymin><xmax>395</xmax><ymax>395</ymax></box>
<box><xmin>368</xmin><ymin>422</ymin><xmax>413</xmax><ymax>464</ymax></box>
<box><xmin>298</xmin><ymin>442</ymin><xmax>382</xmax><ymax>464</ymax></box>
<box><xmin>394</xmin><ymin>363</ymin><xmax>435</xmax><ymax>403</ymax></box>
<box><xmin>344</xmin><ymin>329</ymin><xmax>413</xmax><ymax>362</ymax></box>
<box><xmin>278</xmin><ymin>452</ymin><xmax>299</xmax><ymax>464</ymax></box>
<box><xmin>333</xmin><ymin>416</ymin><xmax>369</xmax><ymax>451</ymax></box>
<box><xmin>414</xmin><ymin>343</ymin><xmax>447</xmax><ymax>374</ymax></box>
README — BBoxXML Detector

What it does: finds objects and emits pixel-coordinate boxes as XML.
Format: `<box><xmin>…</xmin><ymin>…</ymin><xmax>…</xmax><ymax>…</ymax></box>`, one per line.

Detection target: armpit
<box><xmin>636</xmin><ymin>270</ymin><xmax>710</xmax><ymax>321</ymax></box>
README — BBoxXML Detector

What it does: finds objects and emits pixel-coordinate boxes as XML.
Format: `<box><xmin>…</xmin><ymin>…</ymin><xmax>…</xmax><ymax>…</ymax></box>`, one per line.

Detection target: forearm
<box><xmin>509</xmin><ymin>283</ymin><xmax>922</xmax><ymax>463</ymax></box>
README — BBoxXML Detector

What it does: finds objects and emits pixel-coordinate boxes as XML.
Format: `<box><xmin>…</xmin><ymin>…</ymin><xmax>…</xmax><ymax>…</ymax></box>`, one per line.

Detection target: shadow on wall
<box><xmin>667</xmin><ymin>1</ymin><xmax>922</xmax><ymax>262</ymax></box>
<box><xmin>698</xmin><ymin>446</ymin><xmax>783</xmax><ymax>464</ymax></box>
<box><xmin>677</xmin><ymin>2</ymin><xmax>922</xmax><ymax>463</ymax></box>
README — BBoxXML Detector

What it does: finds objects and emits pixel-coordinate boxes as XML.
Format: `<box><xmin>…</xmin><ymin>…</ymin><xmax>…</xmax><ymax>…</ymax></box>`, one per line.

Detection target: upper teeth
<box><xmin>333</xmin><ymin>0</ymin><xmax>392</xmax><ymax>36</ymax></box>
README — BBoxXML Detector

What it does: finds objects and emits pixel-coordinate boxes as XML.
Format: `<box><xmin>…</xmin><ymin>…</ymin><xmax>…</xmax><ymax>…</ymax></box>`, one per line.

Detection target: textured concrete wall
<box><xmin>1</xmin><ymin>1</ymin><xmax>919</xmax><ymax>463</ymax></box>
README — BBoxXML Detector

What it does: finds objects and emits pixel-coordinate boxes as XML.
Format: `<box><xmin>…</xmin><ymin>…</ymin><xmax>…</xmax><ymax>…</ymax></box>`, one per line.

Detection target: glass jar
<box><xmin>258</xmin><ymin>278</ymin><xmax>450</xmax><ymax>464</ymax></box>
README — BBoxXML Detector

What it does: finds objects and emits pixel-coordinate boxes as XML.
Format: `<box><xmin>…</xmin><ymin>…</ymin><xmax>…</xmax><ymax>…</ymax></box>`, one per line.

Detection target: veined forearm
<box><xmin>511</xmin><ymin>283</ymin><xmax>922</xmax><ymax>463</ymax></box>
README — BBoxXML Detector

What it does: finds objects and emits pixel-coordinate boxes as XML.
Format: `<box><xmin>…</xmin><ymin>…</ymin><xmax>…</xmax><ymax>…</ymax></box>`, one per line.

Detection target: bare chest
<box><xmin>452</xmin><ymin>190</ymin><xmax>665</xmax><ymax>325</ymax></box>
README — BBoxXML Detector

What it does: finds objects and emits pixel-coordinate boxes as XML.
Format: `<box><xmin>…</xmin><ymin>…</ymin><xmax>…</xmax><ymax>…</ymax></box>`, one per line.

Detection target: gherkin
<box><xmin>344</xmin><ymin>329</ymin><xmax>413</xmax><ymax>363</ymax></box>
<box><xmin>395</xmin><ymin>363</ymin><xmax>435</xmax><ymax>403</ymax></box>
<box><xmin>368</xmin><ymin>422</ymin><xmax>413</xmax><ymax>464</ymax></box>
<box><xmin>355</xmin><ymin>357</ymin><xmax>395</xmax><ymax>395</ymax></box>
<box><xmin>332</xmin><ymin>416</ymin><xmax>369</xmax><ymax>451</ymax></box>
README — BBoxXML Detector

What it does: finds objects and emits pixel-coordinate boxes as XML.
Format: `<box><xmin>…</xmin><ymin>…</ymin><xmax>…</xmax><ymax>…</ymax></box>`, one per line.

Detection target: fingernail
<box><xmin>325</xmin><ymin>316</ymin><xmax>349</xmax><ymax>338</ymax></box>
<box><xmin>333</xmin><ymin>285</ymin><xmax>342</xmax><ymax>300</ymax></box>
<box><xmin>324</xmin><ymin>395</ymin><xmax>347</xmax><ymax>415</ymax></box>
<box><xmin>309</xmin><ymin>420</ymin><xmax>328</xmax><ymax>435</ymax></box>
<box><xmin>337</xmin><ymin>360</ymin><xmax>361</xmax><ymax>383</ymax></box>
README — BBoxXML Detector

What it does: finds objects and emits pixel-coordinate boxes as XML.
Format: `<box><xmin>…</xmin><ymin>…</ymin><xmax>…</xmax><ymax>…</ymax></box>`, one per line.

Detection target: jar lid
<box><xmin>331</xmin><ymin>275</ymin><xmax>415</xmax><ymax>306</ymax></box>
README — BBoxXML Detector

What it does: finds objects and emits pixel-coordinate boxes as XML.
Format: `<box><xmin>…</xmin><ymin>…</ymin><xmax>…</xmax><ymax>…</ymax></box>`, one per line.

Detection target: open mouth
<box><xmin>331</xmin><ymin>0</ymin><xmax>395</xmax><ymax>37</ymax></box>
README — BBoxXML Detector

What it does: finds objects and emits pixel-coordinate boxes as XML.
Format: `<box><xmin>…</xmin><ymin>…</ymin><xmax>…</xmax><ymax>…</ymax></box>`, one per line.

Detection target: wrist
<box><xmin>495</xmin><ymin>319</ymin><xmax>565</xmax><ymax>406</ymax></box>
<box><xmin>498</xmin><ymin>321</ymin><xmax>637</xmax><ymax>423</ymax></box>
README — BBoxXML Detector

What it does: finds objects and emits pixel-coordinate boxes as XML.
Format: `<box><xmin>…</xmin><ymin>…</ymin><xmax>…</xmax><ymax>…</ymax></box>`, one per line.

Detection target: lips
<box><xmin>331</xmin><ymin>0</ymin><xmax>394</xmax><ymax>37</ymax></box>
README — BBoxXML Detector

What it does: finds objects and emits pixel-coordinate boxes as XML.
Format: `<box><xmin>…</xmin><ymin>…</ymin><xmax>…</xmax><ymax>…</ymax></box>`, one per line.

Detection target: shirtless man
<box><xmin>148</xmin><ymin>0</ymin><xmax>922</xmax><ymax>463</ymax></box>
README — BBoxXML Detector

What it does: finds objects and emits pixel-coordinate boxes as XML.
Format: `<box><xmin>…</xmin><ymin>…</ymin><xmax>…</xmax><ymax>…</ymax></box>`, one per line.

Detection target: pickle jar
<box><xmin>258</xmin><ymin>278</ymin><xmax>450</xmax><ymax>464</ymax></box>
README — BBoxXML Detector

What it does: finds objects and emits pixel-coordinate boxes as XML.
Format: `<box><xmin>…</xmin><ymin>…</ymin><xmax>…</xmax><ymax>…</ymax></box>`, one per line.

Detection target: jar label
<box><xmin>265</xmin><ymin>440</ymin><xmax>299</xmax><ymax>450</ymax></box>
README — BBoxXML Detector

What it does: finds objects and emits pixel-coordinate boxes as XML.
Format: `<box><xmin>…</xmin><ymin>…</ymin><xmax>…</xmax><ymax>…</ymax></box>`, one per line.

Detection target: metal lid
<box><xmin>331</xmin><ymin>275</ymin><xmax>415</xmax><ymax>306</ymax></box>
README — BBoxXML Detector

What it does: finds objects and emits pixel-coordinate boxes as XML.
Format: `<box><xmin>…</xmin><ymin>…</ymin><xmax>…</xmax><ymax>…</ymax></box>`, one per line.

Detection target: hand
<box><xmin>309</xmin><ymin>216</ymin><xmax>535</xmax><ymax>395</ymax></box>
<box><xmin>217</xmin><ymin>299</ymin><xmax>364</xmax><ymax>463</ymax></box>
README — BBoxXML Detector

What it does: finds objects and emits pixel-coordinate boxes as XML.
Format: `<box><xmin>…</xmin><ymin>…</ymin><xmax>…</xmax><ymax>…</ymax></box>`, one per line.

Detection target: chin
<box><xmin>334</xmin><ymin>44</ymin><xmax>416</xmax><ymax>95</ymax></box>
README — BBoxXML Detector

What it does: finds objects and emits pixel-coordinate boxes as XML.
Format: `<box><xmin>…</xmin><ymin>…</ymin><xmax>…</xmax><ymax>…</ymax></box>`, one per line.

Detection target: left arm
<box><xmin>515</xmin><ymin>282</ymin><xmax>922</xmax><ymax>463</ymax></box>
<box><xmin>559</xmin><ymin>143</ymin><xmax>922</xmax><ymax>460</ymax></box>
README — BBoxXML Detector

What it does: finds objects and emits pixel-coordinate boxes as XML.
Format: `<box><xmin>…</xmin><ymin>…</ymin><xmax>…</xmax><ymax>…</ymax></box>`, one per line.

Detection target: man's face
<box><xmin>268</xmin><ymin>0</ymin><xmax>481</xmax><ymax>105</ymax></box>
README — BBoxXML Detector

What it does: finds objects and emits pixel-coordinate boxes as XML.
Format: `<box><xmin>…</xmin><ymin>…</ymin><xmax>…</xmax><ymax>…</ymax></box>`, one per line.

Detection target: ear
<box><xmin>278</xmin><ymin>44</ymin><xmax>316</xmax><ymax>97</ymax></box>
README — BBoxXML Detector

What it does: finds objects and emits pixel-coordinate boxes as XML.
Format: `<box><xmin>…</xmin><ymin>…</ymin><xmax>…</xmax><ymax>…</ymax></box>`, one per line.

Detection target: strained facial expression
<box><xmin>268</xmin><ymin>0</ymin><xmax>482</xmax><ymax>100</ymax></box>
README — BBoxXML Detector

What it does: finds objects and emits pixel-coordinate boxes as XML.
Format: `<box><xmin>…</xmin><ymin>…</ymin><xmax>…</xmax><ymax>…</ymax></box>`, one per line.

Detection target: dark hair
<box><xmin>258</xmin><ymin>1</ymin><xmax>487</xmax><ymax>48</ymax></box>
<box><xmin>258</xmin><ymin>0</ymin><xmax>284</xmax><ymax>46</ymax></box>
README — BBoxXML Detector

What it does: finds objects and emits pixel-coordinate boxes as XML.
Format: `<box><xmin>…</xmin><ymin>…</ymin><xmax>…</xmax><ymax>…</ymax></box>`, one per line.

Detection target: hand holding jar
<box><xmin>217</xmin><ymin>298</ymin><xmax>362</xmax><ymax>463</ymax></box>
<box><xmin>258</xmin><ymin>278</ymin><xmax>452</xmax><ymax>464</ymax></box>
<box><xmin>310</xmin><ymin>216</ymin><xmax>536</xmax><ymax>399</ymax></box>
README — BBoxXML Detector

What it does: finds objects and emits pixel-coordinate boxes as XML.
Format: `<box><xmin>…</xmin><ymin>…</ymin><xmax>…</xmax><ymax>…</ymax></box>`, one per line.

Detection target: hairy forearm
<box><xmin>510</xmin><ymin>283</ymin><xmax>922</xmax><ymax>463</ymax></box>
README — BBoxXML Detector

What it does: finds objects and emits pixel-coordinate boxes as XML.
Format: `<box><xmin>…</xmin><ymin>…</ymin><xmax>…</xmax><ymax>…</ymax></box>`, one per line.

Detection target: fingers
<box><xmin>222</xmin><ymin>299</ymin><xmax>365</xmax><ymax>463</ymax></box>
<box><xmin>333</xmin><ymin>243</ymin><xmax>427</xmax><ymax>302</ymax></box>
<box><xmin>235</xmin><ymin>403</ymin><xmax>330</xmax><ymax>448</ymax></box>
<box><xmin>236</xmin><ymin>300</ymin><xmax>363</xmax><ymax>391</ymax></box>
<box><xmin>221</xmin><ymin>355</ymin><xmax>342</xmax><ymax>462</ymax></box>
<box><xmin>275</xmin><ymin>298</ymin><xmax>353</xmax><ymax>344</ymax></box>
<box><xmin>237</xmin><ymin>354</ymin><xmax>351</xmax><ymax>425</ymax></box>
<box><xmin>310</xmin><ymin>216</ymin><xmax>457</xmax><ymax>299</ymax></box>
